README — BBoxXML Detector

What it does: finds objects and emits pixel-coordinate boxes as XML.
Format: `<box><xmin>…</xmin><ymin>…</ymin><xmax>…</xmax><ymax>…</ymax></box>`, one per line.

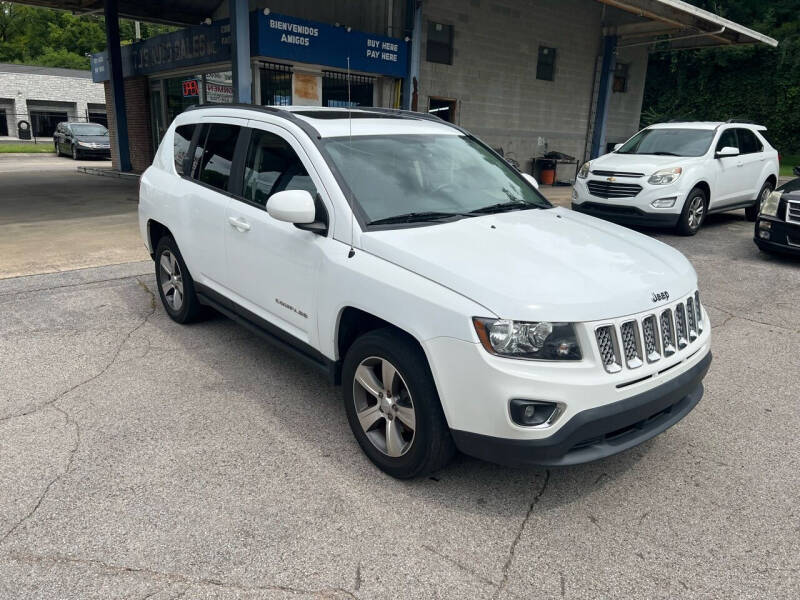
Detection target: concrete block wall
<box><xmin>104</xmin><ymin>77</ymin><xmax>153</xmax><ymax>172</ymax></box>
<box><xmin>418</xmin><ymin>0</ymin><xmax>649</xmax><ymax>176</ymax></box>
<box><xmin>605</xmin><ymin>44</ymin><xmax>649</xmax><ymax>146</ymax></box>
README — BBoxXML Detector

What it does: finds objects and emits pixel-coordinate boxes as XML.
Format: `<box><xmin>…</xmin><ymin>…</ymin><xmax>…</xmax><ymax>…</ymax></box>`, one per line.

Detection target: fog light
<box><xmin>758</xmin><ymin>220</ymin><xmax>771</xmax><ymax>239</ymax></box>
<box><xmin>509</xmin><ymin>399</ymin><xmax>559</xmax><ymax>427</ymax></box>
<box><xmin>651</xmin><ymin>197</ymin><xmax>677</xmax><ymax>208</ymax></box>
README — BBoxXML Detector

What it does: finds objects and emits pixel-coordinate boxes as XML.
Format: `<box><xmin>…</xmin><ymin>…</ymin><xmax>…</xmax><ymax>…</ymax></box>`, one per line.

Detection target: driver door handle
<box><xmin>228</xmin><ymin>216</ymin><xmax>251</xmax><ymax>232</ymax></box>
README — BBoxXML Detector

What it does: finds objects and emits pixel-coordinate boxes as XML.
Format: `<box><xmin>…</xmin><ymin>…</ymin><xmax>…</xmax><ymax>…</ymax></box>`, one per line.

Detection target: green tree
<box><xmin>0</xmin><ymin>2</ymin><xmax>175</xmax><ymax>69</ymax></box>
<box><xmin>643</xmin><ymin>0</ymin><xmax>800</xmax><ymax>153</ymax></box>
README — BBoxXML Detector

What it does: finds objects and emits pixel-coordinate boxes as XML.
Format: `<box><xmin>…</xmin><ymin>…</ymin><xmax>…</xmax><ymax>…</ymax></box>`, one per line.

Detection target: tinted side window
<box><xmin>242</xmin><ymin>129</ymin><xmax>316</xmax><ymax>206</ymax></box>
<box><xmin>737</xmin><ymin>129</ymin><xmax>763</xmax><ymax>154</ymax></box>
<box><xmin>716</xmin><ymin>129</ymin><xmax>738</xmax><ymax>151</ymax></box>
<box><xmin>173</xmin><ymin>124</ymin><xmax>195</xmax><ymax>175</ymax></box>
<box><xmin>197</xmin><ymin>124</ymin><xmax>240</xmax><ymax>191</ymax></box>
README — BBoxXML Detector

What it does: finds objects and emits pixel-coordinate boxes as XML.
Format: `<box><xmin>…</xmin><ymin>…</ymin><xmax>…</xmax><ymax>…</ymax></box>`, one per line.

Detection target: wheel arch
<box><xmin>691</xmin><ymin>180</ymin><xmax>711</xmax><ymax>203</ymax></box>
<box><xmin>146</xmin><ymin>219</ymin><xmax>173</xmax><ymax>258</ymax></box>
<box><xmin>335</xmin><ymin>307</ymin><xmax>428</xmax><ymax>382</ymax></box>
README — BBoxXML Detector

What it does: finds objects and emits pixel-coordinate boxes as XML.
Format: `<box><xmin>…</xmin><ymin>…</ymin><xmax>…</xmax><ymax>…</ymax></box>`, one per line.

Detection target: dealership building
<box><xmin>73</xmin><ymin>0</ymin><xmax>775</xmax><ymax>174</ymax></box>
<box><xmin>0</xmin><ymin>63</ymin><xmax>107</xmax><ymax>140</ymax></box>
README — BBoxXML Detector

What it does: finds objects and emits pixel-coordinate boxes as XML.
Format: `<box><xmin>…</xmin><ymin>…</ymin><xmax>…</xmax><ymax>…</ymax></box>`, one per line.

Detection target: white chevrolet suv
<box><xmin>139</xmin><ymin>105</ymin><xmax>712</xmax><ymax>478</ymax></box>
<box><xmin>573</xmin><ymin>122</ymin><xmax>779</xmax><ymax>235</ymax></box>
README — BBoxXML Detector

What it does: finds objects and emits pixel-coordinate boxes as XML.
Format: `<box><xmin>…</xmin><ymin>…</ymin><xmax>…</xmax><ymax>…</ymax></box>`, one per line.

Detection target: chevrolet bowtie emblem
<box><xmin>607</xmin><ymin>177</ymin><xmax>616</xmax><ymax>182</ymax></box>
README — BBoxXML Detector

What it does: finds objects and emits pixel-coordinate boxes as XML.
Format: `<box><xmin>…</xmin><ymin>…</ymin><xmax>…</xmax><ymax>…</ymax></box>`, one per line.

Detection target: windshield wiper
<box><xmin>468</xmin><ymin>200</ymin><xmax>536</xmax><ymax>215</ymax></box>
<box><xmin>367</xmin><ymin>211</ymin><xmax>472</xmax><ymax>225</ymax></box>
<box><xmin>651</xmin><ymin>151</ymin><xmax>680</xmax><ymax>156</ymax></box>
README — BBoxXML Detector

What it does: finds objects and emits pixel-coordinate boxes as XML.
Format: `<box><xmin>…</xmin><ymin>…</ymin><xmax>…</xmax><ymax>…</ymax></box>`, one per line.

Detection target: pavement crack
<box><xmin>422</xmin><ymin>544</ymin><xmax>498</xmax><ymax>588</ymax></box>
<box><xmin>705</xmin><ymin>302</ymin><xmax>798</xmax><ymax>334</ymax></box>
<box><xmin>0</xmin><ymin>406</ymin><xmax>80</xmax><ymax>546</ymax></box>
<box><xmin>0</xmin><ymin>278</ymin><xmax>157</xmax><ymax>424</ymax></box>
<box><xmin>6</xmin><ymin>552</ymin><xmax>358</xmax><ymax>599</ymax></box>
<box><xmin>494</xmin><ymin>469</ymin><xmax>551</xmax><ymax>599</ymax></box>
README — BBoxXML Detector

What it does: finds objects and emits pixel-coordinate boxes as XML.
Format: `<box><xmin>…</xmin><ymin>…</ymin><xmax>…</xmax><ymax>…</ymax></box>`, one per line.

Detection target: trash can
<box><xmin>538</xmin><ymin>158</ymin><xmax>556</xmax><ymax>185</ymax></box>
<box><xmin>17</xmin><ymin>120</ymin><xmax>31</xmax><ymax>140</ymax></box>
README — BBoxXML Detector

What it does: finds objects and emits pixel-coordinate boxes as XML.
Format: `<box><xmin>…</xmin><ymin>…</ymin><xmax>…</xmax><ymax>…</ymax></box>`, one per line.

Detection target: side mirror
<box><xmin>613</xmin><ymin>143</ymin><xmax>623</xmax><ymax>151</ymax></box>
<box><xmin>521</xmin><ymin>173</ymin><xmax>539</xmax><ymax>190</ymax></box>
<box><xmin>716</xmin><ymin>146</ymin><xmax>739</xmax><ymax>158</ymax></box>
<box><xmin>266</xmin><ymin>190</ymin><xmax>316</xmax><ymax>224</ymax></box>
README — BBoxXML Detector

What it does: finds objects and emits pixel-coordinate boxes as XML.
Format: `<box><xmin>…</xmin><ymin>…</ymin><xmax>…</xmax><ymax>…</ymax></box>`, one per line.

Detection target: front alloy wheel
<box><xmin>353</xmin><ymin>356</ymin><xmax>416</xmax><ymax>457</ymax></box>
<box><xmin>72</xmin><ymin>145</ymin><xmax>78</xmax><ymax>160</ymax></box>
<box><xmin>677</xmin><ymin>187</ymin><xmax>707</xmax><ymax>236</ymax></box>
<box><xmin>342</xmin><ymin>329</ymin><xmax>455</xmax><ymax>478</ymax></box>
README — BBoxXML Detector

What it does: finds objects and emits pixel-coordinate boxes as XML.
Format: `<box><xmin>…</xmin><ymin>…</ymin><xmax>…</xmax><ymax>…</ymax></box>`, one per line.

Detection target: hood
<box><xmin>590</xmin><ymin>152</ymin><xmax>703</xmax><ymax>176</ymax></box>
<box><xmin>74</xmin><ymin>134</ymin><xmax>110</xmax><ymax>144</ymax></box>
<box><xmin>361</xmin><ymin>207</ymin><xmax>696</xmax><ymax>322</ymax></box>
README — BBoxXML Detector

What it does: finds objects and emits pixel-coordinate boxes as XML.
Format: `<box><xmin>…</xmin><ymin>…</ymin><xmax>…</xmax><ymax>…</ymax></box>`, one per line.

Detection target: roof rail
<box><xmin>354</xmin><ymin>106</ymin><xmax>469</xmax><ymax>134</ymax></box>
<box><xmin>183</xmin><ymin>103</ymin><xmax>323</xmax><ymax>138</ymax></box>
<box><xmin>725</xmin><ymin>118</ymin><xmax>757</xmax><ymax>124</ymax></box>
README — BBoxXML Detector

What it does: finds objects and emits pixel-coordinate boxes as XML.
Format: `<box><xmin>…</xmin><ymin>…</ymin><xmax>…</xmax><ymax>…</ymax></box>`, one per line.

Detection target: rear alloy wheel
<box><xmin>677</xmin><ymin>188</ymin><xmax>706</xmax><ymax>236</ymax></box>
<box><xmin>746</xmin><ymin>181</ymin><xmax>773</xmax><ymax>222</ymax></box>
<box><xmin>343</xmin><ymin>329</ymin><xmax>455</xmax><ymax>479</ymax></box>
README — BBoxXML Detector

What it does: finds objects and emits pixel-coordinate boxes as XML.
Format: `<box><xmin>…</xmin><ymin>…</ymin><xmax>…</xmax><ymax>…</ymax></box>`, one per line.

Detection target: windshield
<box><xmin>617</xmin><ymin>128</ymin><xmax>713</xmax><ymax>157</ymax></box>
<box><xmin>323</xmin><ymin>134</ymin><xmax>550</xmax><ymax>225</ymax></box>
<box><xmin>70</xmin><ymin>123</ymin><xmax>108</xmax><ymax>136</ymax></box>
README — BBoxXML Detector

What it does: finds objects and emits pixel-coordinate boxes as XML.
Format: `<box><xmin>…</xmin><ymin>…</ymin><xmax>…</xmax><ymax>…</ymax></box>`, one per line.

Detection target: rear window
<box><xmin>197</xmin><ymin>124</ymin><xmax>241</xmax><ymax>191</ymax></box>
<box><xmin>173</xmin><ymin>124</ymin><xmax>195</xmax><ymax>175</ymax></box>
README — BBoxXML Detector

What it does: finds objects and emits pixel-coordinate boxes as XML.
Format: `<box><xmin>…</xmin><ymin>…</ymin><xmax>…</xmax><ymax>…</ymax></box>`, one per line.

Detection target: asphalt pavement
<box><xmin>1</xmin><ymin>203</ymin><xmax>799</xmax><ymax>599</ymax></box>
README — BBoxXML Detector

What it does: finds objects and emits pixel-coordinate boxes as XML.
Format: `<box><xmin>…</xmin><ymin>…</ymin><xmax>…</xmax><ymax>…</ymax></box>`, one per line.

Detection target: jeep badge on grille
<box><xmin>652</xmin><ymin>291</ymin><xmax>669</xmax><ymax>303</ymax></box>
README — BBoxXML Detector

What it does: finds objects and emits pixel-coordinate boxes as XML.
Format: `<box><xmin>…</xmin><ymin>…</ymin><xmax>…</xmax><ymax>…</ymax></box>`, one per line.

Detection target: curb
<box><xmin>77</xmin><ymin>166</ymin><xmax>141</xmax><ymax>181</ymax></box>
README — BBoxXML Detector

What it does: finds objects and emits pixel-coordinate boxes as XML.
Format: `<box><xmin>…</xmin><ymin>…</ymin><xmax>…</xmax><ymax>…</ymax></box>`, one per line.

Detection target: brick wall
<box><xmin>104</xmin><ymin>76</ymin><xmax>153</xmax><ymax>173</ymax></box>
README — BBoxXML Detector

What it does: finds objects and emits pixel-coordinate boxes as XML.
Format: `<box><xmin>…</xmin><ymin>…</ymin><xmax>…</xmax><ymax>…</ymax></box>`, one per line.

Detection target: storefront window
<box><xmin>322</xmin><ymin>71</ymin><xmax>374</xmax><ymax>108</ymax></box>
<box><xmin>260</xmin><ymin>63</ymin><xmax>293</xmax><ymax>106</ymax></box>
<box><xmin>164</xmin><ymin>74</ymin><xmax>203</xmax><ymax>125</ymax></box>
<box><xmin>204</xmin><ymin>71</ymin><xmax>234</xmax><ymax>104</ymax></box>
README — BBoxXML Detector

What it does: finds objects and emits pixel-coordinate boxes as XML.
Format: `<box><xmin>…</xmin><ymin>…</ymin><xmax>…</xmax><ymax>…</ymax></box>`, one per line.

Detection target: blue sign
<box><xmin>91</xmin><ymin>20</ymin><xmax>232</xmax><ymax>83</ymax></box>
<box><xmin>90</xmin><ymin>11</ymin><xmax>408</xmax><ymax>83</ymax></box>
<box><xmin>252</xmin><ymin>12</ymin><xmax>408</xmax><ymax>78</ymax></box>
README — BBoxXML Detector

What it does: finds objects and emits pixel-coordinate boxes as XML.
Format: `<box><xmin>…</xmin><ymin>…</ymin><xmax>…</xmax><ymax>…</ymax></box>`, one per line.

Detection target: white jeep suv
<box><xmin>572</xmin><ymin>122</ymin><xmax>779</xmax><ymax>235</ymax></box>
<box><xmin>139</xmin><ymin>105</ymin><xmax>712</xmax><ymax>478</ymax></box>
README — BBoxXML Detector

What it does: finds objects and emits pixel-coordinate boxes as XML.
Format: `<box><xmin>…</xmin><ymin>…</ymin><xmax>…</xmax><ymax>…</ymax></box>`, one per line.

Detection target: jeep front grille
<box><xmin>595</xmin><ymin>326</ymin><xmax>622</xmax><ymax>373</ymax></box>
<box><xmin>594</xmin><ymin>293</ymin><xmax>704</xmax><ymax>374</ymax></box>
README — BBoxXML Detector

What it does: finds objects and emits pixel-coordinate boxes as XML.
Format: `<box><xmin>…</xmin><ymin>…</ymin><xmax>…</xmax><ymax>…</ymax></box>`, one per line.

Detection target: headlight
<box><xmin>648</xmin><ymin>167</ymin><xmax>682</xmax><ymax>185</ymax></box>
<box><xmin>577</xmin><ymin>162</ymin><xmax>591</xmax><ymax>179</ymax></box>
<box><xmin>78</xmin><ymin>141</ymin><xmax>90</xmax><ymax>147</ymax></box>
<box><xmin>473</xmin><ymin>318</ymin><xmax>582</xmax><ymax>360</ymax></box>
<box><xmin>760</xmin><ymin>190</ymin><xmax>782</xmax><ymax>217</ymax></box>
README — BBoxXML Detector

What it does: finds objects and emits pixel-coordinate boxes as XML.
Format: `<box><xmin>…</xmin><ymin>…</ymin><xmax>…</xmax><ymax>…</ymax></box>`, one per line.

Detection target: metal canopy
<box><xmin>598</xmin><ymin>0</ymin><xmax>778</xmax><ymax>50</ymax></box>
<box><xmin>11</xmin><ymin>0</ymin><xmax>225</xmax><ymax>25</ymax></box>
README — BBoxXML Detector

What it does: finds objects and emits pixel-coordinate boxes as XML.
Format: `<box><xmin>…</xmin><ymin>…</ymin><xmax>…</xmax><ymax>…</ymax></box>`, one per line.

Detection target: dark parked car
<box><xmin>53</xmin><ymin>122</ymin><xmax>111</xmax><ymax>160</ymax></box>
<box><xmin>754</xmin><ymin>174</ymin><xmax>800</xmax><ymax>256</ymax></box>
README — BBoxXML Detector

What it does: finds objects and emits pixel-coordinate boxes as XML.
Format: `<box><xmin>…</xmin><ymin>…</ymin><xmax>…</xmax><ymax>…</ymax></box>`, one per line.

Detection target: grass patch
<box><xmin>0</xmin><ymin>143</ymin><xmax>55</xmax><ymax>154</ymax></box>
<box><xmin>780</xmin><ymin>154</ymin><xmax>799</xmax><ymax>178</ymax></box>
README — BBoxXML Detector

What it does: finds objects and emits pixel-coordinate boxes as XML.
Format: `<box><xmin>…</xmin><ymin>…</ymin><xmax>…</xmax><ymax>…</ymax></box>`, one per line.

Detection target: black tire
<box><xmin>54</xmin><ymin>141</ymin><xmax>60</xmax><ymax>156</ymax></box>
<box><xmin>342</xmin><ymin>328</ymin><xmax>455</xmax><ymax>479</ymax></box>
<box><xmin>746</xmin><ymin>181</ymin><xmax>773</xmax><ymax>222</ymax></box>
<box><xmin>71</xmin><ymin>144</ymin><xmax>79</xmax><ymax>160</ymax></box>
<box><xmin>154</xmin><ymin>236</ymin><xmax>203</xmax><ymax>324</ymax></box>
<box><xmin>676</xmin><ymin>187</ymin><xmax>707</xmax><ymax>236</ymax></box>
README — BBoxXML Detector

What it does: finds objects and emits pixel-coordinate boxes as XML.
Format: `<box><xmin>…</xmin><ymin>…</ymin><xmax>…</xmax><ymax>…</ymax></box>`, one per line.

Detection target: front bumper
<box><xmin>572</xmin><ymin>201</ymin><xmax>680</xmax><ymax>228</ymax></box>
<box><xmin>754</xmin><ymin>216</ymin><xmax>800</xmax><ymax>256</ymax></box>
<box><xmin>451</xmin><ymin>352</ymin><xmax>710</xmax><ymax>466</ymax></box>
<box><xmin>572</xmin><ymin>179</ymin><xmax>684</xmax><ymax>228</ymax></box>
<box><xmin>76</xmin><ymin>145</ymin><xmax>111</xmax><ymax>156</ymax></box>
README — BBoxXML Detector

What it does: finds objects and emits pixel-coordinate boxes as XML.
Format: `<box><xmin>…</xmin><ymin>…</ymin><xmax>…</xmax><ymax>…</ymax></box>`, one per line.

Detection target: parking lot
<box><xmin>1</xmin><ymin>160</ymin><xmax>798</xmax><ymax>599</ymax></box>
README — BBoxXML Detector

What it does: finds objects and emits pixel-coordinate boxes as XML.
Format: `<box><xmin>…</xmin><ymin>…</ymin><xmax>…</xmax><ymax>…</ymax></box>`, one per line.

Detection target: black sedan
<box><xmin>53</xmin><ymin>122</ymin><xmax>111</xmax><ymax>160</ymax></box>
<box><xmin>754</xmin><ymin>173</ymin><xmax>800</xmax><ymax>256</ymax></box>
